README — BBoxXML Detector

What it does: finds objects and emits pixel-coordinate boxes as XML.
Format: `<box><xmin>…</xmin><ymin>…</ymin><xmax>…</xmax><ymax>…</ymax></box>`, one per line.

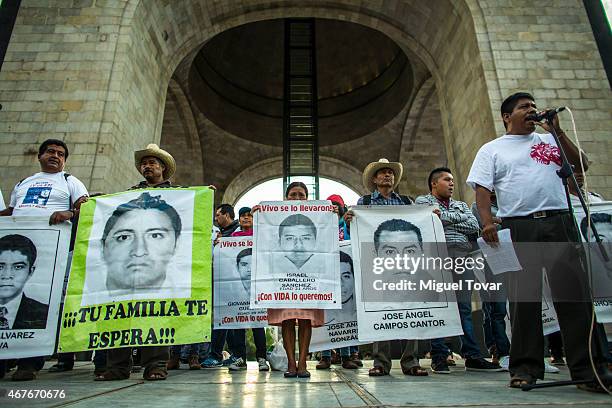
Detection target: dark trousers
<box><xmin>210</xmin><ymin>329</ymin><xmax>245</xmax><ymax>360</ymax></box>
<box><xmin>209</xmin><ymin>329</ymin><xmax>228</xmax><ymax>360</ymax></box>
<box><xmin>106</xmin><ymin>346</ymin><xmax>168</xmax><ymax>376</ymax></box>
<box><xmin>547</xmin><ymin>331</ymin><xmax>564</xmax><ymax>359</ymax></box>
<box><xmin>252</xmin><ymin>328</ymin><xmax>267</xmax><ymax>360</ymax></box>
<box><xmin>93</xmin><ymin>350</ymin><xmax>107</xmax><ymax>370</ymax></box>
<box><xmin>0</xmin><ymin>357</ymin><xmax>45</xmax><ymax>373</ymax></box>
<box><xmin>374</xmin><ymin>339</ymin><xmax>447</xmax><ymax>373</ymax></box>
<box><xmin>503</xmin><ymin>213</ymin><xmax>605</xmax><ymax>381</ymax></box>
<box><xmin>447</xmin><ymin>246</ymin><xmax>484</xmax><ymax>360</ymax></box>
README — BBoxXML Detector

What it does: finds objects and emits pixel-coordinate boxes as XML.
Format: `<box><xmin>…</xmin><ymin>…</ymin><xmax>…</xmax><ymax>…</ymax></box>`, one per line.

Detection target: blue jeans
<box><xmin>480</xmin><ymin>266</ymin><xmax>510</xmax><ymax>357</ymax></box>
<box><xmin>170</xmin><ymin>343</ymin><xmax>201</xmax><ymax>358</ymax></box>
<box><xmin>430</xmin><ymin>338</ymin><xmax>450</xmax><ymax>364</ymax></box>
<box><xmin>448</xmin><ymin>247</ymin><xmax>483</xmax><ymax>360</ymax></box>
<box><xmin>321</xmin><ymin>345</ymin><xmax>358</xmax><ymax>358</ymax></box>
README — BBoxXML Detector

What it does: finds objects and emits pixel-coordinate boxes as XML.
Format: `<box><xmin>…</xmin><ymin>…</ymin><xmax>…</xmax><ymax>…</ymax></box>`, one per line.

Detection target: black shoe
<box><xmin>465</xmin><ymin>358</ymin><xmax>503</xmax><ymax>372</ymax></box>
<box><xmin>48</xmin><ymin>362</ymin><xmax>74</xmax><ymax>373</ymax></box>
<box><xmin>431</xmin><ymin>360</ymin><xmax>450</xmax><ymax>374</ymax></box>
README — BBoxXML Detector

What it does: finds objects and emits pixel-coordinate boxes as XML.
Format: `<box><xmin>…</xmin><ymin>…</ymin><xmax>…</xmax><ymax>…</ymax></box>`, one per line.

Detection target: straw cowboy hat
<box><xmin>134</xmin><ymin>144</ymin><xmax>176</xmax><ymax>180</ymax></box>
<box><xmin>362</xmin><ymin>158</ymin><xmax>403</xmax><ymax>191</ymax></box>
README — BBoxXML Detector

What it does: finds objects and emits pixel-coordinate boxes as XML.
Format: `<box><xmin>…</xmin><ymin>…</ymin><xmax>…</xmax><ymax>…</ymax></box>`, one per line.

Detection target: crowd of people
<box><xmin>0</xmin><ymin>92</ymin><xmax>610</xmax><ymax>394</ymax></box>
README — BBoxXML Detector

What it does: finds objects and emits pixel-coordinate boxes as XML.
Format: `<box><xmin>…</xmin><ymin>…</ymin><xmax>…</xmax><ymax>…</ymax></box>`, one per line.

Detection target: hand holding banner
<box><xmin>59</xmin><ymin>187</ymin><xmax>213</xmax><ymax>352</ymax></box>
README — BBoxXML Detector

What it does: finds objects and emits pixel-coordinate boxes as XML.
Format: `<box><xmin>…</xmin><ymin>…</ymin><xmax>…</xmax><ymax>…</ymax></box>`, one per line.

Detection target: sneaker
<box><xmin>257</xmin><ymin>358</ymin><xmax>269</xmax><ymax>372</ymax></box>
<box><xmin>201</xmin><ymin>357</ymin><xmax>223</xmax><ymax>368</ymax></box>
<box><xmin>222</xmin><ymin>355</ymin><xmax>238</xmax><ymax>367</ymax></box>
<box><xmin>228</xmin><ymin>357</ymin><xmax>247</xmax><ymax>371</ymax></box>
<box><xmin>498</xmin><ymin>355</ymin><xmax>509</xmax><ymax>371</ymax></box>
<box><xmin>431</xmin><ymin>360</ymin><xmax>450</xmax><ymax>374</ymax></box>
<box><xmin>544</xmin><ymin>361</ymin><xmax>560</xmax><ymax>374</ymax></box>
<box><xmin>464</xmin><ymin>358</ymin><xmax>504</xmax><ymax>372</ymax></box>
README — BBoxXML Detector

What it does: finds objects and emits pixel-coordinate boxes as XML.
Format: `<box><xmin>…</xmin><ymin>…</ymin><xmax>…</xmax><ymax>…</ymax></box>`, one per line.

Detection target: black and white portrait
<box><xmin>0</xmin><ymin>217</ymin><xmax>70</xmax><ymax>359</ymax></box>
<box><xmin>251</xmin><ymin>200</ymin><xmax>341</xmax><ymax>309</ymax></box>
<box><xmin>236</xmin><ymin>248</ymin><xmax>252</xmax><ymax>294</ymax></box>
<box><xmin>0</xmin><ymin>234</ymin><xmax>49</xmax><ymax>330</ymax></box>
<box><xmin>273</xmin><ymin>214</ymin><xmax>326</xmax><ymax>275</ymax></box>
<box><xmin>82</xmin><ymin>190</ymin><xmax>195</xmax><ymax>306</ymax></box>
<box><xmin>310</xmin><ymin>242</ymin><xmax>366</xmax><ymax>352</ymax></box>
<box><xmin>351</xmin><ymin>205</ymin><xmax>462</xmax><ymax>341</ymax></box>
<box><xmin>213</xmin><ymin>236</ymin><xmax>267</xmax><ymax>329</ymax></box>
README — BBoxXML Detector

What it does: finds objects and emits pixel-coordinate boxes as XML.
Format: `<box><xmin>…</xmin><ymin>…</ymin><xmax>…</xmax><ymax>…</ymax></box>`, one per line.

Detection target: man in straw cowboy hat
<box><xmin>96</xmin><ymin>143</ymin><xmax>179</xmax><ymax>381</ymax></box>
<box><xmin>345</xmin><ymin>158</ymin><xmax>445</xmax><ymax>378</ymax></box>
<box><xmin>132</xmin><ymin>143</ymin><xmax>177</xmax><ymax>189</ymax></box>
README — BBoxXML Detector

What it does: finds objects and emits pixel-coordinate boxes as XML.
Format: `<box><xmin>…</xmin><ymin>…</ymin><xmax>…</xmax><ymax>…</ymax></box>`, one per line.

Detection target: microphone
<box><xmin>526</xmin><ymin>107</ymin><xmax>566</xmax><ymax>122</ymax></box>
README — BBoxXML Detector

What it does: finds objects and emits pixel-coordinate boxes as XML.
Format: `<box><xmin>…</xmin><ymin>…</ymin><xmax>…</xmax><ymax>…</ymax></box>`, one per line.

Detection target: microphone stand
<box><xmin>521</xmin><ymin>109</ymin><xmax>611</xmax><ymax>391</ymax></box>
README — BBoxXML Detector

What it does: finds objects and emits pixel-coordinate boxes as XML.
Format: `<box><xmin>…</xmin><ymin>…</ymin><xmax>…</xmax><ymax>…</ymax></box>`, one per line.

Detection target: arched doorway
<box><xmin>234</xmin><ymin>177</ymin><xmax>361</xmax><ymax>209</ymax></box>
<box><xmin>110</xmin><ymin>0</ymin><xmax>496</xmax><ymax>203</ymax></box>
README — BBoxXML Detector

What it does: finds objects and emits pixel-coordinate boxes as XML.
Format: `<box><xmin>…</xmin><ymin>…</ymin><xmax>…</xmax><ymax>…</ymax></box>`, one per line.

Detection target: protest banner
<box><xmin>574</xmin><ymin>201</ymin><xmax>612</xmax><ymax>323</ymax></box>
<box><xmin>213</xmin><ymin>236</ymin><xmax>267</xmax><ymax>328</ymax></box>
<box><xmin>310</xmin><ymin>241</ymin><xmax>370</xmax><ymax>352</ymax></box>
<box><xmin>0</xmin><ymin>217</ymin><xmax>71</xmax><ymax>358</ymax></box>
<box><xmin>58</xmin><ymin>187</ymin><xmax>213</xmax><ymax>352</ymax></box>
<box><xmin>351</xmin><ymin>205</ymin><xmax>463</xmax><ymax>342</ymax></box>
<box><xmin>250</xmin><ymin>200</ymin><xmax>341</xmax><ymax>309</ymax></box>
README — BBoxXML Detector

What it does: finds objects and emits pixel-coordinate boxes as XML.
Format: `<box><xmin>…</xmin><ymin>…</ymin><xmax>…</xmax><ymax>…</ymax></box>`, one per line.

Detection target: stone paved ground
<box><xmin>0</xmin><ymin>359</ymin><xmax>610</xmax><ymax>407</ymax></box>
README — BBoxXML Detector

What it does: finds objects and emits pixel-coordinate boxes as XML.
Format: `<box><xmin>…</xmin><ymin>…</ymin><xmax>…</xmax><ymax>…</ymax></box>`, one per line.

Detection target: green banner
<box><xmin>59</xmin><ymin>187</ymin><xmax>213</xmax><ymax>351</ymax></box>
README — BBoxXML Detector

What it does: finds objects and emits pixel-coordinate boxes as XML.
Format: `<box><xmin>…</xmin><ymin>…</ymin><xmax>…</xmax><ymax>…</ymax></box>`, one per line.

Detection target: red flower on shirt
<box><xmin>530</xmin><ymin>142</ymin><xmax>561</xmax><ymax>166</ymax></box>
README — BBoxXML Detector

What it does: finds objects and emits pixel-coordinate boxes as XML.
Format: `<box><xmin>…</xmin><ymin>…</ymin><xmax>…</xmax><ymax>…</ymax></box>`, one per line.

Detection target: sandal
<box><xmin>143</xmin><ymin>366</ymin><xmax>167</xmax><ymax>381</ymax></box>
<box><xmin>297</xmin><ymin>370</ymin><xmax>311</xmax><ymax>378</ymax></box>
<box><xmin>509</xmin><ymin>376</ymin><xmax>535</xmax><ymax>389</ymax></box>
<box><xmin>402</xmin><ymin>366</ymin><xmax>429</xmax><ymax>376</ymax></box>
<box><xmin>368</xmin><ymin>366</ymin><xmax>388</xmax><ymax>377</ymax></box>
<box><xmin>284</xmin><ymin>370</ymin><xmax>297</xmax><ymax>378</ymax></box>
<box><xmin>94</xmin><ymin>370</ymin><xmax>130</xmax><ymax>381</ymax></box>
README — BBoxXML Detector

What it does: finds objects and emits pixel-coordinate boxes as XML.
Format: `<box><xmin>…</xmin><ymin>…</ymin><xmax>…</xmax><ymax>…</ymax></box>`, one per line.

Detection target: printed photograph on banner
<box><xmin>574</xmin><ymin>201</ymin><xmax>612</xmax><ymax>323</ymax></box>
<box><xmin>213</xmin><ymin>236</ymin><xmax>267</xmax><ymax>329</ymax></box>
<box><xmin>59</xmin><ymin>187</ymin><xmax>213</xmax><ymax>352</ymax></box>
<box><xmin>351</xmin><ymin>205</ymin><xmax>463</xmax><ymax>342</ymax></box>
<box><xmin>81</xmin><ymin>189</ymin><xmax>195</xmax><ymax>306</ymax></box>
<box><xmin>250</xmin><ymin>200</ymin><xmax>341</xmax><ymax>309</ymax></box>
<box><xmin>0</xmin><ymin>217</ymin><xmax>71</xmax><ymax>359</ymax></box>
<box><xmin>310</xmin><ymin>241</ymin><xmax>370</xmax><ymax>352</ymax></box>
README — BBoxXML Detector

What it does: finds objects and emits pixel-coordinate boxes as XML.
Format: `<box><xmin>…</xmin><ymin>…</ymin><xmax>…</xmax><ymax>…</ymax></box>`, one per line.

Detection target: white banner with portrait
<box><xmin>0</xmin><ymin>217</ymin><xmax>71</xmax><ymax>358</ymax></box>
<box><xmin>310</xmin><ymin>241</ymin><xmax>370</xmax><ymax>352</ymax></box>
<box><xmin>574</xmin><ymin>201</ymin><xmax>612</xmax><ymax>323</ymax></box>
<box><xmin>214</xmin><ymin>236</ymin><xmax>267</xmax><ymax>328</ymax></box>
<box><xmin>250</xmin><ymin>200</ymin><xmax>341</xmax><ymax>309</ymax></box>
<box><xmin>351</xmin><ymin>205</ymin><xmax>463</xmax><ymax>342</ymax></box>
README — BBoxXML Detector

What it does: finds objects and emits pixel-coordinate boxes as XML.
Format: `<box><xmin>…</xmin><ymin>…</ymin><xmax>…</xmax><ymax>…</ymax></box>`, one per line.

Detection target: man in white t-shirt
<box><xmin>467</xmin><ymin>92</ymin><xmax>609</xmax><ymax>393</ymax></box>
<box><xmin>0</xmin><ymin>139</ymin><xmax>88</xmax><ymax>381</ymax></box>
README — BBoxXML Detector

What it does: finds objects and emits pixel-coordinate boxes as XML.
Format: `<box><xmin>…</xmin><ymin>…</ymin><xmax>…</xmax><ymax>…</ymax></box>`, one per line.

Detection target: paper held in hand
<box><xmin>477</xmin><ymin>229</ymin><xmax>522</xmax><ymax>275</ymax></box>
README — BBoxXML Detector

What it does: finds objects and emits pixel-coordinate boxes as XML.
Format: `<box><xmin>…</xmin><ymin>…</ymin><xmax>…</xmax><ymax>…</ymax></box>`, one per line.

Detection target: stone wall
<box><xmin>0</xmin><ymin>0</ymin><xmax>609</xmax><ymax>205</ymax></box>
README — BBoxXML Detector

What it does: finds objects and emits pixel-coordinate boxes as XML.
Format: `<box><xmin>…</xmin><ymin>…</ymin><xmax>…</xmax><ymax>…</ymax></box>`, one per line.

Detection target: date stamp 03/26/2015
<box><xmin>1</xmin><ymin>389</ymin><xmax>66</xmax><ymax>399</ymax></box>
